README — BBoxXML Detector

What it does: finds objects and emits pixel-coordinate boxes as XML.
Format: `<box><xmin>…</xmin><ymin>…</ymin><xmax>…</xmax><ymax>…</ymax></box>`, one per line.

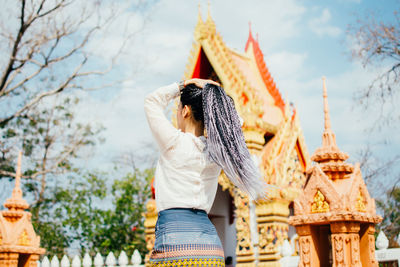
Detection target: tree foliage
<box><xmin>349</xmin><ymin>9</ymin><xmax>400</xmax><ymax>115</ymax></box>
<box><xmin>31</xmin><ymin>168</ymin><xmax>153</xmax><ymax>257</ymax></box>
<box><xmin>349</xmin><ymin>5</ymin><xmax>400</xmax><ymax>246</ymax></box>
<box><xmin>376</xmin><ymin>187</ymin><xmax>400</xmax><ymax>248</ymax></box>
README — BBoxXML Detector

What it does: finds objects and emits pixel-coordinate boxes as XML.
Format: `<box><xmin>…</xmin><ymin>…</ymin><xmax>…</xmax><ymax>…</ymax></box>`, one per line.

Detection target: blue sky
<box><xmin>2</xmin><ymin>0</ymin><xmax>399</xmax><ymax>202</ymax></box>
<box><xmin>70</xmin><ymin>0</ymin><xmax>399</xmax><ymax>193</ymax></box>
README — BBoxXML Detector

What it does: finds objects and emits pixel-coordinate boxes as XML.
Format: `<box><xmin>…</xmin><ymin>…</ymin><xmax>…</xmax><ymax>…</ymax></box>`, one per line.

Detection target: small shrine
<box><xmin>289</xmin><ymin>78</ymin><xmax>382</xmax><ymax>266</ymax></box>
<box><xmin>0</xmin><ymin>152</ymin><xmax>45</xmax><ymax>267</ymax></box>
<box><xmin>144</xmin><ymin>6</ymin><xmax>310</xmax><ymax>267</ymax></box>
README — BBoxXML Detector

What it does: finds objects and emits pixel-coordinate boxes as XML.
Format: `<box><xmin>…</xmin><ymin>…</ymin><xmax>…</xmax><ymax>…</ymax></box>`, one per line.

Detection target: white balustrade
<box><xmin>375</xmin><ymin>230</ymin><xmax>400</xmax><ymax>265</ymax></box>
<box><xmin>118</xmin><ymin>251</ymin><xmax>129</xmax><ymax>267</ymax></box>
<box><xmin>61</xmin><ymin>255</ymin><xmax>70</xmax><ymax>267</ymax></box>
<box><xmin>131</xmin><ymin>250</ymin><xmax>142</xmax><ymax>266</ymax></box>
<box><xmin>51</xmin><ymin>256</ymin><xmax>60</xmax><ymax>267</ymax></box>
<box><xmin>41</xmin><ymin>257</ymin><xmax>50</xmax><ymax>267</ymax></box>
<box><xmin>39</xmin><ymin>250</ymin><xmax>143</xmax><ymax>267</ymax></box>
<box><xmin>83</xmin><ymin>253</ymin><xmax>92</xmax><ymax>267</ymax></box>
<box><xmin>72</xmin><ymin>255</ymin><xmax>81</xmax><ymax>267</ymax></box>
<box><xmin>279</xmin><ymin>238</ymin><xmax>300</xmax><ymax>267</ymax></box>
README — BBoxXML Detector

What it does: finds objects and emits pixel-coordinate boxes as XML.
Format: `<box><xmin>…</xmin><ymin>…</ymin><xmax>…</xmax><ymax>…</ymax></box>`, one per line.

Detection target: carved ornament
<box><xmin>311</xmin><ymin>190</ymin><xmax>329</xmax><ymax>213</ymax></box>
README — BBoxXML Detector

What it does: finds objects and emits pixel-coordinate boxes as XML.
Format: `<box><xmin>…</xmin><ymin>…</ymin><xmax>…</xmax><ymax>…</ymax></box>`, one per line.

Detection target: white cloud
<box><xmin>308</xmin><ymin>8</ymin><xmax>342</xmax><ymax>37</ymax></box>
<box><xmin>267</xmin><ymin>52</ymin><xmax>308</xmax><ymax>80</ymax></box>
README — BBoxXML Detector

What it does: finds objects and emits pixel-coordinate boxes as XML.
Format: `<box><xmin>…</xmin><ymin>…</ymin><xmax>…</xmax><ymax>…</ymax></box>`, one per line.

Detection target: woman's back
<box><xmin>155</xmin><ymin>131</ymin><xmax>221</xmax><ymax>213</ymax></box>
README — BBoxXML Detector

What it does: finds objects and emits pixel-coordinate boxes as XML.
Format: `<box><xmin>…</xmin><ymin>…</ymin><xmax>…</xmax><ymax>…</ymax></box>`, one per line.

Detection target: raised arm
<box><xmin>144</xmin><ymin>83</ymin><xmax>181</xmax><ymax>152</ymax></box>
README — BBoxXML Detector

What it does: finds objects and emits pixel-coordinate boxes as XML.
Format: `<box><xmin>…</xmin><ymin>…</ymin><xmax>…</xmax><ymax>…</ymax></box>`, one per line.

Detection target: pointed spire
<box><xmin>249</xmin><ymin>21</ymin><xmax>252</xmax><ymax>35</ymax></box>
<box><xmin>311</xmin><ymin>77</ymin><xmax>353</xmax><ymax>179</ymax></box>
<box><xmin>194</xmin><ymin>2</ymin><xmax>207</xmax><ymax>41</ymax></box>
<box><xmin>197</xmin><ymin>2</ymin><xmax>203</xmax><ymax>24</ymax></box>
<box><xmin>204</xmin><ymin>1</ymin><xmax>216</xmax><ymax>34</ymax></box>
<box><xmin>245</xmin><ymin>22</ymin><xmax>255</xmax><ymax>51</ymax></box>
<box><xmin>4</xmin><ymin>151</ymin><xmax>29</xmax><ymax>210</ymax></box>
<box><xmin>322</xmin><ymin>77</ymin><xmax>331</xmax><ymax>131</ymax></box>
<box><xmin>15</xmin><ymin>151</ymin><xmax>22</xmax><ymax>194</ymax></box>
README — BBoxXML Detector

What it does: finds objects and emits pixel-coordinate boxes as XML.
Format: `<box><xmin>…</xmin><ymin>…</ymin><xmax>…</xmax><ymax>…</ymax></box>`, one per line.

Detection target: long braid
<box><xmin>202</xmin><ymin>84</ymin><xmax>268</xmax><ymax>200</ymax></box>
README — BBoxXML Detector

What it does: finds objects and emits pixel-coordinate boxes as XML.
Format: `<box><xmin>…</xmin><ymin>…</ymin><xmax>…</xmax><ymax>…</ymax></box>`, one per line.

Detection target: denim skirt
<box><xmin>149</xmin><ymin>208</ymin><xmax>225</xmax><ymax>266</ymax></box>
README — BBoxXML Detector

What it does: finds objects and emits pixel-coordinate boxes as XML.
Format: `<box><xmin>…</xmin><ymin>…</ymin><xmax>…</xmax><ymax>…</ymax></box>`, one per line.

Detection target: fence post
<box><xmin>118</xmin><ymin>251</ymin><xmax>128</xmax><ymax>267</ymax></box>
<box><xmin>82</xmin><ymin>253</ymin><xmax>92</xmax><ymax>267</ymax></box>
<box><xmin>131</xmin><ymin>250</ymin><xmax>142</xmax><ymax>267</ymax></box>
<box><xmin>94</xmin><ymin>253</ymin><xmax>104</xmax><ymax>267</ymax></box>
<box><xmin>41</xmin><ymin>256</ymin><xmax>50</xmax><ymax>267</ymax></box>
<box><xmin>105</xmin><ymin>252</ymin><xmax>116</xmax><ymax>267</ymax></box>
<box><xmin>71</xmin><ymin>255</ymin><xmax>81</xmax><ymax>267</ymax></box>
<box><xmin>51</xmin><ymin>256</ymin><xmax>60</xmax><ymax>267</ymax></box>
<box><xmin>61</xmin><ymin>255</ymin><xmax>70</xmax><ymax>267</ymax></box>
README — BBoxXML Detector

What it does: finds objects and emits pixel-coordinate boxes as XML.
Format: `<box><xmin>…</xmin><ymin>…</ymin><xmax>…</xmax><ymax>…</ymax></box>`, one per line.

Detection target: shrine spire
<box><xmin>322</xmin><ymin>77</ymin><xmax>331</xmax><ymax>131</ymax></box>
<box><xmin>311</xmin><ymin>77</ymin><xmax>353</xmax><ymax>179</ymax></box>
<box><xmin>4</xmin><ymin>151</ymin><xmax>29</xmax><ymax>210</ymax></box>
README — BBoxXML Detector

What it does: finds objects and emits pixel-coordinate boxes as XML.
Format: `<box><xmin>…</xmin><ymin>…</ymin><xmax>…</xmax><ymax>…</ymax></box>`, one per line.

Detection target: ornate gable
<box><xmin>346</xmin><ymin>164</ymin><xmax>376</xmax><ymax>214</ymax></box>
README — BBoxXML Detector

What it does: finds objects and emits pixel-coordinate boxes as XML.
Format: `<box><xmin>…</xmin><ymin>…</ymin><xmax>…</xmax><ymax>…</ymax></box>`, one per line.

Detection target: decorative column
<box><xmin>330</xmin><ymin>222</ymin><xmax>362</xmax><ymax>267</ymax></box>
<box><xmin>0</xmin><ymin>152</ymin><xmax>45</xmax><ymax>267</ymax></box>
<box><xmin>359</xmin><ymin>224</ymin><xmax>379</xmax><ymax>266</ymax></box>
<box><xmin>296</xmin><ymin>225</ymin><xmax>318</xmax><ymax>267</ymax></box>
<box><xmin>143</xmin><ymin>191</ymin><xmax>157</xmax><ymax>266</ymax></box>
<box><xmin>256</xmin><ymin>199</ymin><xmax>290</xmax><ymax>266</ymax></box>
<box><xmin>234</xmin><ymin>188</ymin><xmax>256</xmax><ymax>267</ymax></box>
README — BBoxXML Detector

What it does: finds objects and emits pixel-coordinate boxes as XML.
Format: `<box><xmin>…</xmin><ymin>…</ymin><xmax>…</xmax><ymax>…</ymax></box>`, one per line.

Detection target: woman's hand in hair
<box><xmin>184</xmin><ymin>78</ymin><xmax>220</xmax><ymax>89</ymax></box>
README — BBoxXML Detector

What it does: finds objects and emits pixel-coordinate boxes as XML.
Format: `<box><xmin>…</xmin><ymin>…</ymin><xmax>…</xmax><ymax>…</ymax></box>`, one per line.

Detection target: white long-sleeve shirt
<box><xmin>144</xmin><ymin>83</ymin><xmax>221</xmax><ymax>213</ymax></box>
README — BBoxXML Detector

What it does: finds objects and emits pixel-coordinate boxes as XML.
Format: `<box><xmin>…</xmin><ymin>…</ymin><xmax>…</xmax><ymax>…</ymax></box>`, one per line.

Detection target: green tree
<box><xmin>376</xmin><ymin>187</ymin><xmax>400</xmax><ymax>248</ymax></box>
<box><xmin>349</xmin><ymin>4</ymin><xmax>400</xmax><ymax>246</ymax></box>
<box><xmin>38</xmin><ymin>168</ymin><xmax>153</xmax><ymax>257</ymax></box>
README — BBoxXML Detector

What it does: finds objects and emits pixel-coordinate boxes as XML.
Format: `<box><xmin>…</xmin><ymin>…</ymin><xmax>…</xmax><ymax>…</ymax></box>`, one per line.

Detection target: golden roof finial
<box><xmin>15</xmin><ymin>151</ymin><xmax>22</xmax><ymax>194</ymax></box>
<box><xmin>322</xmin><ymin>76</ymin><xmax>331</xmax><ymax>131</ymax></box>
<box><xmin>197</xmin><ymin>2</ymin><xmax>203</xmax><ymax>23</ymax></box>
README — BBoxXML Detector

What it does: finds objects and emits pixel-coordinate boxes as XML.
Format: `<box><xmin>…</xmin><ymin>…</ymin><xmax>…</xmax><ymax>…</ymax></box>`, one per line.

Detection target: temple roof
<box><xmin>245</xmin><ymin>28</ymin><xmax>285</xmax><ymax>113</ymax></box>
<box><xmin>184</xmin><ymin>8</ymin><xmax>285</xmax><ymax>130</ymax></box>
<box><xmin>183</xmin><ymin>7</ymin><xmax>311</xmax><ymax>198</ymax></box>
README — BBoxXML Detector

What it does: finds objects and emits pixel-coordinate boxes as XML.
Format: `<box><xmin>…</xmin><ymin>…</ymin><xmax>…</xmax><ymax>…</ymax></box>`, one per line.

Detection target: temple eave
<box><xmin>289</xmin><ymin>212</ymin><xmax>382</xmax><ymax>226</ymax></box>
<box><xmin>311</xmin><ymin>149</ymin><xmax>349</xmax><ymax>162</ymax></box>
<box><xmin>0</xmin><ymin>246</ymin><xmax>45</xmax><ymax>254</ymax></box>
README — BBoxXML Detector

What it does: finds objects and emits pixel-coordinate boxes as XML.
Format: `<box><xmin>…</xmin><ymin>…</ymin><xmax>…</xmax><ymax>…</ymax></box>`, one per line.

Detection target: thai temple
<box><xmin>0</xmin><ymin>5</ymin><xmax>383</xmax><ymax>267</ymax></box>
<box><xmin>144</xmin><ymin>8</ymin><xmax>311</xmax><ymax>267</ymax></box>
<box><xmin>143</xmin><ymin>8</ymin><xmax>382</xmax><ymax>267</ymax></box>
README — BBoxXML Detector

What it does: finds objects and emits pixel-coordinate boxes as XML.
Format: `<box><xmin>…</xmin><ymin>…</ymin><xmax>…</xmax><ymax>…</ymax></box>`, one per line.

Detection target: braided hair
<box><xmin>180</xmin><ymin>83</ymin><xmax>268</xmax><ymax>200</ymax></box>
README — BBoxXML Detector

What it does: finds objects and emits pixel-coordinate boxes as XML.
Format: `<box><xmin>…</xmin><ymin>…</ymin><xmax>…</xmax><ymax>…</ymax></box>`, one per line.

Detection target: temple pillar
<box><xmin>234</xmin><ymin>189</ymin><xmax>256</xmax><ymax>267</ymax></box>
<box><xmin>296</xmin><ymin>225</ymin><xmax>319</xmax><ymax>267</ymax></box>
<box><xmin>143</xmin><ymin>199</ymin><xmax>157</xmax><ymax>267</ymax></box>
<box><xmin>256</xmin><ymin>199</ymin><xmax>290</xmax><ymax>267</ymax></box>
<box><xmin>359</xmin><ymin>223</ymin><xmax>379</xmax><ymax>266</ymax></box>
<box><xmin>330</xmin><ymin>222</ymin><xmax>362</xmax><ymax>267</ymax></box>
<box><xmin>27</xmin><ymin>254</ymin><xmax>40</xmax><ymax>267</ymax></box>
<box><xmin>0</xmin><ymin>252</ymin><xmax>19</xmax><ymax>267</ymax></box>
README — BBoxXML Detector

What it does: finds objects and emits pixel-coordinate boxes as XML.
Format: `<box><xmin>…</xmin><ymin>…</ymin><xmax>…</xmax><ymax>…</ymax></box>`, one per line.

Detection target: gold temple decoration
<box><xmin>355</xmin><ymin>190</ymin><xmax>366</xmax><ymax>212</ymax></box>
<box><xmin>18</xmin><ymin>230</ymin><xmax>30</xmax><ymax>246</ymax></box>
<box><xmin>311</xmin><ymin>190</ymin><xmax>330</xmax><ymax>213</ymax></box>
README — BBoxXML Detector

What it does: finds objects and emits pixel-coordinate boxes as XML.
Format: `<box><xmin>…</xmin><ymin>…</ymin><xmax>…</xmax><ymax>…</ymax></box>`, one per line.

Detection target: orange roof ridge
<box><xmin>245</xmin><ymin>29</ymin><xmax>285</xmax><ymax>113</ymax></box>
